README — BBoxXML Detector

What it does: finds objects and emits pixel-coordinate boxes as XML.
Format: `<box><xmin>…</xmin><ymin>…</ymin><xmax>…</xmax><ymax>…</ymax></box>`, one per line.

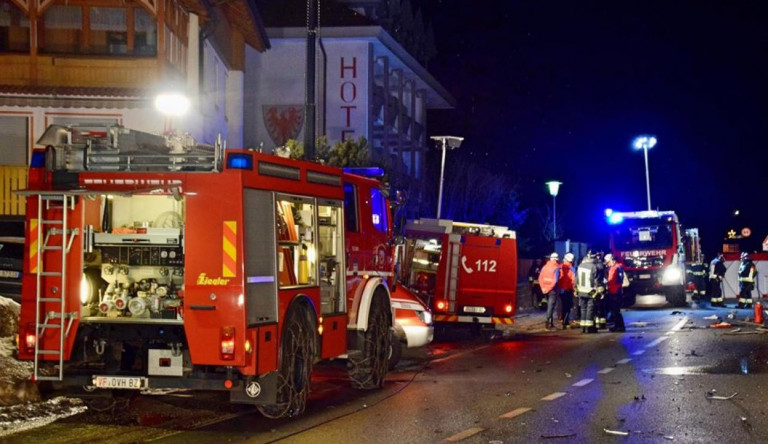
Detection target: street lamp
<box><xmin>633</xmin><ymin>135</ymin><xmax>657</xmax><ymax>211</ymax></box>
<box><xmin>155</xmin><ymin>90</ymin><xmax>190</xmax><ymax>133</ymax></box>
<box><xmin>545</xmin><ymin>180</ymin><xmax>562</xmax><ymax>240</ymax></box>
<box><xmin>430</xmin><ymin>136</ymin><xmax>464</xmax><ymax>219</ymax></box>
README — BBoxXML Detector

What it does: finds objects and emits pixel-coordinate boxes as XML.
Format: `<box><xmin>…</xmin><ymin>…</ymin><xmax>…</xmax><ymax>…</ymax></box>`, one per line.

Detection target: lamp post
<box><xmin>545</xmin><ymin>181</ymin><xmax>562</xmax><ymax>240</ymax></box>
<box><xmin>633</xmin><ymin>135</ymin><xmax>657</xmax><ymax>211</ymax></box>
<box><xmin>430</xmin><ymin>136</ymin><xmax>464</xmax><ymax>219</ymax></box>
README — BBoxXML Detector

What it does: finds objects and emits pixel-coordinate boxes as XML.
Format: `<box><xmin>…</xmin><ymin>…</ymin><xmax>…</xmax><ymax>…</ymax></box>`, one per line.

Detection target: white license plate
<box><xmin>464</xmin><ymin>306</ymin><xmax>486</xmax><ymax>313</ymax></box>
<box><xmin>0</xmin><ymin>270</ymin><xmax>20</xmax><ymax>279</ymax></box>
<box><xmin>93</xmin><ymin>376</ymin><xmax>147</xmax><ymax>390</ymax></box>
<box><xmin>639</xmin><ymin>274</ymin><xmax>652</xmax><ymax>279</ymax></box>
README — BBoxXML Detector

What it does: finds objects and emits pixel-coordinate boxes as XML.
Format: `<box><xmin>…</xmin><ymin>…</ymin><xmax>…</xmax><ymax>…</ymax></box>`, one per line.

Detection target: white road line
<box><xmin>541</xmin><ymin>392</ymin><xmax>567</xmax><ymax>401</ymax></box>
<box><xmin>446</xmin><ymin>427</ymin><xmax>484</xmax><ymax>442</ymax></box>
<box><xmin>646</xmin><ymin>336</ymin><xmax>669</xmax><ymax>348</ymax></box>
<box><xmin>597</xmin><ymin>367</ymin><xmax>615</xmax><ymax>374</ymax></box>
<box><xmin>668</xmin><ymin>317</ymin><xmax>689</xmax><ymax>334</ymax></box>
<box><xmin>632</xmin><ymin>350</ymin><xmax>646</xmax><ymax>356</ymax></box>
<box><xmin>499</xmin><ymin>407</ymin><xmax>532</xmax><ymax>419</ymax></box>
<box><xmin>572</xmin><ymin>378</ymin><xmax>594</xmax><ymax>387</ymax></box>
<box><xmin>616</xmin><ymin>358</ymin><xmax>632</xmax><ymax>364</ymax></box>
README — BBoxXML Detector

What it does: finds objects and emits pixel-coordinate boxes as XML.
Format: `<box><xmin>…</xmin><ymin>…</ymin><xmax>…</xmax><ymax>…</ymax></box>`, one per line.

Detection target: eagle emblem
<box><xmin>263</xmin><ymin>105</ymin><xmax>304</xmax><ymax>147</ymax></box>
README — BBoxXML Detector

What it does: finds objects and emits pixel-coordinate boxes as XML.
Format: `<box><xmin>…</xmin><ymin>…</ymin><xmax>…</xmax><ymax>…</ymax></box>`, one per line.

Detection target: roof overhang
<box><xmin>267</xmin><ymin>26</ymin><xmax>455</xmax><ymax>109</ymax></box>
<box><xmin>0</xmin><ymin>85</ymin><xmax>150</xmax><ymax>109</ymax></box>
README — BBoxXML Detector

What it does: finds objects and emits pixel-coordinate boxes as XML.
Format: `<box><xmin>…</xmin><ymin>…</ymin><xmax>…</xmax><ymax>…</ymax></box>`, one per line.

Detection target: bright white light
<box><xmin>633</xmin><ymin>135</ymin><xmax>657</xmax><ymax>150</ymax></box>
<box><xmin>545</xmin><ymin>180</ymin><xmax>562</xmax><ymax>197</ymax></box>
<box><xmin>662</xmin><ymin>266</ymin><xmax>682</xmax><ymax>285</ymax></box>
<box><xmin>80</xmin><ymin>276</ymin><xmax>90</xmax><ymax>305</ymax></box>
<box><xmin>605</xmin><ymin>208</ymin><xmax>613</xmax><ymax>217</ymax></box>
<box><xmin>155</xmin><ymin>92</ymin><xmax>191</xmax><ymax>117</ymax></box>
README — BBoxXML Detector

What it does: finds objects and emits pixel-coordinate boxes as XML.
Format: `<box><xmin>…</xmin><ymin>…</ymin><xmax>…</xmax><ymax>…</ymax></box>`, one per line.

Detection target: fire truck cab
<box><xmin>607</xmin><ymin>210</ymin><xmax>687</xmax><ymax>306</ymax></box>
<box><xmin>399</xmin><ymin>218</ymin><xmax>517</xmax><ymax>337</ymax></box>
<box><xmin>17</xmin><ymin>125</ymin><xmax>394</xmax><ymax>418</ymax></box>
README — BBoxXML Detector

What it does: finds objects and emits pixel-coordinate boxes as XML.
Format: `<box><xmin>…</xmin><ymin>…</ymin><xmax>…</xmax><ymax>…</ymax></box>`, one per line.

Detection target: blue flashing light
<box><xmin>604</xmin><ymin>208</ymin><xmax>613</xmax><ymax>217</ymax></box>
<box><xmin>608</xmin><ymin>213</ymin><xmax>624</xmax><ymax>225</ymax></box>
<box><xmin>227</xmin><ymin>153</ymin><xmax>253</xmax><ymax>170</ymax></box>
<box><xmin>342</xmin><ymin>167</ymin><xmax>384</xmax><ymax>177</ymax></box>
<box><xmin>29</xmin><ymin>150</ymin><xmax>46</xmax><ymax>168</ymax></box>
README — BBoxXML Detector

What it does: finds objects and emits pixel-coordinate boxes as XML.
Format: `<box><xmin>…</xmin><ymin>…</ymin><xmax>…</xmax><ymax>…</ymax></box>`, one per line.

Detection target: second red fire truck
<box><xmin>17</xmin><ymin>124</ymin><xmax>399</xmax><ymax>418</ymax></box>
<box><xmin>399</xmin><ymin>218</ymin><xmax>518</xmax><ymax>337</ymax></box>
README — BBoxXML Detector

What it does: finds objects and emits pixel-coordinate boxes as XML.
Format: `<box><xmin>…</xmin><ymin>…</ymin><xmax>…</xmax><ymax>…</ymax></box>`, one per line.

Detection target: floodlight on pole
<box><xmin>545</xmin><ymin>181</ymin><xmax>562</xmax><ymax>240</ymax></box>
<box><xmin>155</xmin><ymin>90</ymin><xmax>190</xmax><ymax>133</ymax></box>
<box><xmin>430</xmin><ymin>135</ymin><xmax>464</xmax><ymax>219</ymax></box>
<box><xmin>633</xmin><ymin>135</ymin><xmax>657</xmax><ymax>211</ymax></box>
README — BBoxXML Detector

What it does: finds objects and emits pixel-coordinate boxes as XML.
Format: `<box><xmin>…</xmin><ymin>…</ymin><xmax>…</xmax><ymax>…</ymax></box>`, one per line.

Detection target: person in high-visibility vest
<box><xmin>737</xmin><ymin>252</ymin><xmax>757</xmax><ymax>309</ymax></box>
<box><xmin>538</xmin><ymin>253</ymin><xmax>561</xmax><ymax>330</ymax></box>
<box><xmin>709</xmin><ymin>252</ymin><xmax>726</xmax><ymax>307</ymax></box>
<box><xmin>605</xmin><ymin>253</ymin><xmax>626</xmax><ymax>332</ymax></box>
<box><xmin>558</xmin><ymin>253</ymin><xmax>576</xmax><ymax>329</ymax></box>
<box><xmin>577</xmin><ymin>252</ymin><xmax>604</xmax><ymax>333</ymax></box>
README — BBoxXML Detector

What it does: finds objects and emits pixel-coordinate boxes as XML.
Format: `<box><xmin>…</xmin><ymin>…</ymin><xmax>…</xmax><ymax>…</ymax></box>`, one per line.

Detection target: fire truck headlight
<box><xmin>662</xmin><ymin>266</ymin><xmax>683</xmax><ymax>285</ymax></box>
<box><xmin>80</xmin><ymin>276</ymin><xmax>91</xmax><ymax>305</ymax></box>
<box><xmin>418</xmin><ymin>310</ymin><xmax>433</xmax><ymax>325</ymax></box>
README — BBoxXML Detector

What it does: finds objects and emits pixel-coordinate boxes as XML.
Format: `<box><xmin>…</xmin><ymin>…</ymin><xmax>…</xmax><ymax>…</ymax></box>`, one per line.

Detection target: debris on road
<box><xmin>565</xmin><ymin>373</ymin><xmax>572</xmax><ymax>378</ymax></box>
<box><xmin>663</xmin><ymin>436</ymin><xmax>675</xmax><ymax>440</ymax></box>
<box><xmin>541</xmin><ymin>433</ymin><xmax>577</xmax><ymax>439</ymax></box>
<box><xmin>671</xmin><ymin>311</ymin><xmax>685</xmax><ymax>315</ymax></box>
<box><xmin>703</xmin><ymin>315</ymin><xmax>719</xmax><ymax>320</ymax></box>
<box><xmin>604</xmin><ymin>428</ymin><xmax>630</xmax><ymax>436</ymax></box>
<box><xmin>628</xmin><ymin>322</ymin><xmax>649</xmax><ymax>327</ymax></box>
<box><xmin>709</xmin><ymin>322</ymin><xmax>732</xmax><ymax>329</ymax></box>
<box><xmin>706</xmin><ymin>391</ymin><xmax>737</xmax><ymax>400</ymax></box>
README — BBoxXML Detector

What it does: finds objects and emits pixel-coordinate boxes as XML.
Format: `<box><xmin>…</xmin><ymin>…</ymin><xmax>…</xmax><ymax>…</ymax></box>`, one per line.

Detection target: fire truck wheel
<box><xmin>349</xmin><ymin>289</ymin><xmax>391</xmax><ymax>390</ymax></box>
<box><xmin>388</xmin><ymin>333</ymin><xmax>402</xmax><ymax>370</ymax></box>
<box><xmin>666</xmin><ymin>286</ymin><xmax>687</xmax><ymax>307</ymax></box>
<box><xmin>257</xmin><ymin>304</ymin><xmax>315</xmax><ymax>419</ymax></box>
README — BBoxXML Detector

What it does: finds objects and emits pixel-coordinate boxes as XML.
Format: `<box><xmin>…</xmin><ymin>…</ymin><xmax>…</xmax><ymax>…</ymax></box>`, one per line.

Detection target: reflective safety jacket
<box><xmin>738</xmin><ymin>260</ymin><xmax>756</xmax><ymax>284</ymax></box>
<box><xmin>559</xmin><ymin>262</ymin><xmax>575</xmax><ymax>292</ymax></box>
<box><xmin>577</xmin><ymin>259</ymin><xmax>604</xmax><ymax>297</ymax></box>
<box><xmin>606</xmin><ymin>262</ymin><xmax>624</xmax><ymax>295</ymax></box>
<box><xmin>538</xmin><ymin>260</ymin><xmax>561</xmax><ymax>294</ymax></box>
<box><xmin>709</xmin><ymin>257</ymin><xmax>726</xmax><ymax>281</ymax></box>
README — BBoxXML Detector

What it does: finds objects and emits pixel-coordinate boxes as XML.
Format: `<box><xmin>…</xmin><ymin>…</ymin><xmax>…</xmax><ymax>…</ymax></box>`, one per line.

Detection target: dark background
<box><xmin>419</xmin><ymin>0</ymin><xmax>768</xmax><ymax>257</ymax></box>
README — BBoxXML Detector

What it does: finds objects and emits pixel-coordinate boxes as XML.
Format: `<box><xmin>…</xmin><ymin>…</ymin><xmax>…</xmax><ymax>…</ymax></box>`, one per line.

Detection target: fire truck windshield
<box><xmin>612</xmin><ymin>219</ymin><xmax>674</xmax><ymax>250</ymax></box>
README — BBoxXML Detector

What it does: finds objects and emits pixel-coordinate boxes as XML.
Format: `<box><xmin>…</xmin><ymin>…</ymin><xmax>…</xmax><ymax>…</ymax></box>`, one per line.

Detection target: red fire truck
<box><xmin>399</xmin><ymin>218</ymin><xmax>517</xmax><ymax>337</ymax></box>
<box><xmin>17</xmin><ymin>124</ymin><xmax>396</xmax><ymax>418</ymax></box>
<box><xmin>606</xmin><ymin>210</ymin><xmax>687</xmax><ymax>306</ymax></box>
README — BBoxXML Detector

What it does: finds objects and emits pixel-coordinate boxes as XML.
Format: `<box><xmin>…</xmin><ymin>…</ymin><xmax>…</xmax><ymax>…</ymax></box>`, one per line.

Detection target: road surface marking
<box><xmin>446</xmin><ymin>427</ymin><xmax>484</xmax><ymax>442</ymax></box>
<box><xmin>646</xmin><ymin>336</ymin><xmax>669</xmax><ymax>348</ymax></box>
<box><xmin>499</xmin><ymin>407</ymin><xmax>532</xmax><ymax>419</ymax></box>
<box><xmin>572</xmin><ymin>378</ymin><xmax>594</xmax><ymax>387</ymax></box>
<box><xmin>598</xmin><ymin>367</ymin><xmax>615</xmax><ymax>374</ymax></box>
<box><xmin>633</xmin><ymin>350</ymin><xmax>646</xmax><ymax>356</ymax></box>
<box><xmin>541</xmin><ymin>392</ymin><xmax>567</xmax><ymax>401</ymax></box>
<box><xmin>616</xmin><ymin>358</ymin><xmax>632</xmax><ymax>364</ymax></box>
<box><xmin>668</xmin><ymin>317</ymin><xmax>688</xmax><ymax>334</ymax></box>
<box><xmin>432</xmin><ymin>345</ymin><xmax>492</xmax><ymax>364</ymax></box>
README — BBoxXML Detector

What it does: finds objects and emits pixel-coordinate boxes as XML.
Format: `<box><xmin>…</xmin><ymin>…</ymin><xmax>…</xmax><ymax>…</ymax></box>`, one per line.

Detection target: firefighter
<box><xmin>709</xmin><ymin>252</ymin><xmax>726</xmax><ymax>307</ymax></box>
<box><xmin>558</xmin><ymin>253</ymin><xmax>576</xmax><ymax>329</ymax></box>
<box><xmin>577</xmin><ymin>252</ymin><xmax>604</xmax><ymax>333</ymax></box>
<box><xmin>594</xmin><ymin>251</ymin><xmax>608</xmax><ymax>330</ymax></box>
<box><xmin>605</xmin><ymin>253</ymin><xmax>626</xmax><ymax>332</ymax></box>
<box><xmin>528</xmin><ymin>258</ymin><xmax>545</xmax><ymax>309</ymax></box>
<box><xmin>737</xmin><ymin>252</ymin><xmax>757</xmax><ymax>309</ymax></box>
<box><xmin>538</xmin><ymin>252</ymin><xmax>561</xmax><ymax>330</ymax></box>
<box><xmin>689</xmin><ymin>256</ymin><xmax>708</xmax><ymax>301</ymax></box>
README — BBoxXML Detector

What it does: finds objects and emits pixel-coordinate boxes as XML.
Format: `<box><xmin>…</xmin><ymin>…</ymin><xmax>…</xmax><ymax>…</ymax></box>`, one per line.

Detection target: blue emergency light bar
<box><xmin>227</xmin><ymin>153</ymin><xmax>253</xmax><ymax>170</ymax></box>
<box><xmin>342</xmin><ymin>167</ymin><xmax>384</xmax><ymax>177</ymax></box>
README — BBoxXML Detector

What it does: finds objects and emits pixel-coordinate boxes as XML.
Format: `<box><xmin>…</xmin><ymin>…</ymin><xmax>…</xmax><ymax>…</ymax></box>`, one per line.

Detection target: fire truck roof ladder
<box><xmin>33</xmin><ymin>193</ymin><xmax>79</xmax><ymax>381</ymax></box>
<box><xmin>37</xmin><ymin>124</ymin><xmax>224</xmax><ymax>173</ymax></box>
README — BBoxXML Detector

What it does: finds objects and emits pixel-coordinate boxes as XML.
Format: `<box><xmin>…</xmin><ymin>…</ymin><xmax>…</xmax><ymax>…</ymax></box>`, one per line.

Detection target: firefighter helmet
<box><xmin>564</xmin><ymin>252</ymin><xmax>575</xmax><ymax>263</ymax></box>
<box><xmin>549</xmin><ymin>252</ymin><xmax>559</xmax><ymax>260</ymax></box>
<box><xmin>604</xmin><ymin>253</ymin><xmax>615</xmax><ymax>263</ymax></box>
<box><xmin>741</xmin><ymin>252</ymin><xmax>749</xmax><ymax>261</ymax></box>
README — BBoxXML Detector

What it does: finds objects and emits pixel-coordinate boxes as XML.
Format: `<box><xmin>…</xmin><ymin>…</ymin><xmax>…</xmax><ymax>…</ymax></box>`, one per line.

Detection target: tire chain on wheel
<box><xmin>348</xmin><ymin>290</ymin><xmax>391</xmax><ymax>389</ymax></box>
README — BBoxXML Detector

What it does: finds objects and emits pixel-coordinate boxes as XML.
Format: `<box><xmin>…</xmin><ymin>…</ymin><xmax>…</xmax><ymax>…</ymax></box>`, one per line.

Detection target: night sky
<box><xmin>418</xmin><ymin>0</ymin><xmax>768</xmax><ymax>256</ymax></box>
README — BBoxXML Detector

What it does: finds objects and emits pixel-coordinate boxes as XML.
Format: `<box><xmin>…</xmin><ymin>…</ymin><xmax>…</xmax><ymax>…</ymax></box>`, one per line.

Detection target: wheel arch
<box><xmin>351</xmin><ymin>277</ymin><xmax>393</xmax><ymax>332</ymax></box>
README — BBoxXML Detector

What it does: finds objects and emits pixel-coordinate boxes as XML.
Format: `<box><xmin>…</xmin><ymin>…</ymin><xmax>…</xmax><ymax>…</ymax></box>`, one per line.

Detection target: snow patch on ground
<box><xmin>0</xmin><ymin>396</ymin><xmax>86</xmax><ymax>438</ymax></box>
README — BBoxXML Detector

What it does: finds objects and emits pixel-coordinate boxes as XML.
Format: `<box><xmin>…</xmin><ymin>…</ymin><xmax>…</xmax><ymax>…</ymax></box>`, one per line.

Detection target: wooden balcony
<box><xmin>0</xmin><ymin>165</ymin><xmax>27</xmax><ymax>216</ymax></box>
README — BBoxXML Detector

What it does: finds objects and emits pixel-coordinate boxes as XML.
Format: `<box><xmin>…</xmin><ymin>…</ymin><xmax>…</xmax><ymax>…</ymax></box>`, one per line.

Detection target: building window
<box><xmin>0</xmin><ymin>0</ymin><xmax>29</xmax><ymax>53</ymax></box>
<box><xmin>0</xmin><ymin>115</ymin><xmax>29</xmax><ymax>166</ymax></box>
<box><xmin>41</xmin><ymin>5</ymin><xmax>82</xmax><ymax>54</ymax></box>
<box><xmin>89</xmin><ymin>7</ymin><xmax>127</xmax><ymax>55</ymax></box>
<box><xmin>134</xmin><ymin>7</ymin><xmax>157</xmax><ymax>56</ymax></box>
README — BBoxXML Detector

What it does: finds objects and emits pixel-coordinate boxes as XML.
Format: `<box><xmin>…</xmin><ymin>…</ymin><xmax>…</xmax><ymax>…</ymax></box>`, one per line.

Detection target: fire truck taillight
<box><xmin>221</xmin><ymin>327</ymin><xmax>235</xmax><ymax>360</ymax></box>
<box><xmin>435</xmin><ymin>300</ymin><xmax>448</xmax><ymax>312</ymax></box>
<box><xmin>318</xmin><ymin>317</ymin><xmax>324</xmax><ymax>335</ymax></box>
<box><xmin>504</xmin><ymin>304</ymin><xmax>513</xmax><ymax>314</ymax></box>
<box><xmin>24</xmin><ymin>325</ymin><xmax>37</xmax><ymax>354</ymax></box>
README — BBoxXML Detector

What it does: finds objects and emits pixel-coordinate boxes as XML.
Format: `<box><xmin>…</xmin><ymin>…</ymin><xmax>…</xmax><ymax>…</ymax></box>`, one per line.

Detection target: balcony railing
<box><xmin>0</xmin><ymin>165</ymin><xmax>27</xmax><ymax>216</ymax></box>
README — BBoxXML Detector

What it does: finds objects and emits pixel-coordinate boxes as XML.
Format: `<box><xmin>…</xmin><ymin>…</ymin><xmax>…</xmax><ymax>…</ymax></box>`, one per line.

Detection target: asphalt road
<box><xmin>5</xmin><ymin>301</ymin><xmax>768</xmax><ymax>444</ymax></box>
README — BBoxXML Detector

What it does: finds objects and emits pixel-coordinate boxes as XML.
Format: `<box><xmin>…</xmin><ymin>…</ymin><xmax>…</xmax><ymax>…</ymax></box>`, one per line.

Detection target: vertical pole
<box><xmin>304</xmin><ymin>0</ymin><xmax>317</xmax><ymax>159</ymax></box>
<box><xmin>643</xmin><ymin>146</ymin><xmax>651</xmax><ymax>211</ymax></box>
<box><xmin>552</xmin><ymin>194</ymin><xmax>557</xmax><ymax>240</ymax></box>
<box><xmin>437</xmin><ymin>139</ymin><xmax>447</xmax><ymax>219</ymax></box>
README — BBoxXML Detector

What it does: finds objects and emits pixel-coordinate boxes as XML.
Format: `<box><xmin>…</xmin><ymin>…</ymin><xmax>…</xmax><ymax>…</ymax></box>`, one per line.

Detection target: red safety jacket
<box><xmin>558</xmin><ymin>262</ymin><xmax>575</xmax><ymax>292</ymax></box>
<box><xmin>538</xmin><ymin>260</ymin><xmax>561</xmax><ymax>294</ymax></box>
<box><xmin>607</xmin><ymin>262</ymin><xmax>624</xmax><ymax>294</ymax></box>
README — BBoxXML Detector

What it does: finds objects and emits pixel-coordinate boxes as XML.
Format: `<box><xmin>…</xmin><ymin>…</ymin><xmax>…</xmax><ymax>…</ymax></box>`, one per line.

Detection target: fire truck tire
<box><xmin>348</xmin><ymin>288</ymin><xmax>391</xmax><ymax>390</ymax></box>
<box><xmin>388</xmin><ymin>333</ymin><xmax>402</xmax><ymax>370</ymax></box>
<box><xmin>257</xmin><ymin>304</ymin><xmax>315</xmax><ymax>419</ymax></box>
<box><xmin>666</xmin><ymin>286</ymin><xmax>687</xmax><ymax>307</ymax></box>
